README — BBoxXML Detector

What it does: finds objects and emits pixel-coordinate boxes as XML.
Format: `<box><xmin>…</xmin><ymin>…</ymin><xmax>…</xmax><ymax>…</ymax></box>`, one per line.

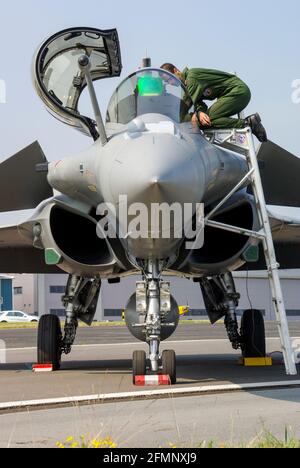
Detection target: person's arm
<box><xmin>187</xmin><ymin>81</ymin><xmax>211</xmax><ymax>126</ymax></box>
<box><xmin>196</xmin><ymin>100</ymin><xmax>208</xmax><ymax>113</ymax></box>
<box><xmin>186</xmin><ymin>81</ymin><xmax>208</xmax><ymax>113</ymax></box>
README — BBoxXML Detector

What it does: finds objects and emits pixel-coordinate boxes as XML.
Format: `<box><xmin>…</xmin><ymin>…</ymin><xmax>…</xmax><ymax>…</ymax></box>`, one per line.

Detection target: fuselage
<box><xmin>48</xmin><ymin>114</ymin><xmax>248</xmax><ymax>262</ymax></box>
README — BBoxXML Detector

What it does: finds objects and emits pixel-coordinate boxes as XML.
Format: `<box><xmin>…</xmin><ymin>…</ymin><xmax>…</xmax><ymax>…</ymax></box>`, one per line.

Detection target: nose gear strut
<box><xmin>131</xmin><ymin>259</ymin><xmax>177</xmax><ymax>384</ymax></box>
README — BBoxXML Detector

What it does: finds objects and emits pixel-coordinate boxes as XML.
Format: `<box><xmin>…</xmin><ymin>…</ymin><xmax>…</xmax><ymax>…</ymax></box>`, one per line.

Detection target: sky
<box><xmin>0</xmin><ymin>0</ymin><xmax>299</xmax><ymax>162</ymax></box>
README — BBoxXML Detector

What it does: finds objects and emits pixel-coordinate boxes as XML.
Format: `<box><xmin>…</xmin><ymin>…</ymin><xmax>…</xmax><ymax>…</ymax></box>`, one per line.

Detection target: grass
<box><xmin>197</xmin><ymin>429</ymin><xmax>300</xmax><ymax>448</ymax></box>
<box><xmin>247</xmin><ymin>431</ymin><xmax>300</xmax><ymax>448</ymax></box>
<box><xmin>0</xmin><ymin>322</ymin><xmax>39</xmax><ymax>330</ymax></box>
<box><xmin>56</xmin><ymin>429</ymin><xmax>300</xmax><ymax>449</ymax></box>
<box><xmin>0</xmin><ymin>319</ymin><xmax>218</xmax><ymax>330</ymax></box>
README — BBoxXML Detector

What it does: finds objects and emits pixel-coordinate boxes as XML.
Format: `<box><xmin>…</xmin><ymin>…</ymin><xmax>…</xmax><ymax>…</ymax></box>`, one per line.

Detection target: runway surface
<box><xmin>1</xmin><ymin>323</ymin><xmax>300</xmax><ymax>448</ymax></box>
<box><xmin>2</xmin><ymin>321</ymin><xmax>300</xmax><ymax>349</ymax></box>
<box><xmin>1</xmin><ymin>387</ymin><xmax>300</xmax><ymax>448</ymax></box>
<box><xmin>0</xmin><ymin>323</ymin><xmax>299</xmax><ymax>406</ymax></box>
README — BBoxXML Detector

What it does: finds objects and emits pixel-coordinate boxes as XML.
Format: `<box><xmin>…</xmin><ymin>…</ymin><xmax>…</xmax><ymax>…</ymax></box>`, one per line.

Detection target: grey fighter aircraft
<box><xmin>1</xmin><ymin>27</ymin><xmax>300</xmax><ymax>383</ymax></box>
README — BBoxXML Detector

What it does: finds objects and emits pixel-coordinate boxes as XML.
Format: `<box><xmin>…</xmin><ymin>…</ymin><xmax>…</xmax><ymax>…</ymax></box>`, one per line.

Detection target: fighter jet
<box><xmin>1</xmin><ymin>27</ymin><xmax>299</xmax><ymax>383</ymax></box>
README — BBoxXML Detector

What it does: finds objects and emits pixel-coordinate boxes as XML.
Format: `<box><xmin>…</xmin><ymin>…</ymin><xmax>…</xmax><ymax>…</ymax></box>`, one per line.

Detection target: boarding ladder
<box><xmin>203</xmin><ymin>127</ymin><xmax>297</xmax><ymax>375</ymax></box>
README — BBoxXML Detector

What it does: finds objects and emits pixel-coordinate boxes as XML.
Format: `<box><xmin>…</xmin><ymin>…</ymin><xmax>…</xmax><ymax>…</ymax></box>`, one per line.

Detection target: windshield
<box><xmin>106</xmin><ymin>68</ymin><xmax>193</xmax><ymax>125</ymax></box>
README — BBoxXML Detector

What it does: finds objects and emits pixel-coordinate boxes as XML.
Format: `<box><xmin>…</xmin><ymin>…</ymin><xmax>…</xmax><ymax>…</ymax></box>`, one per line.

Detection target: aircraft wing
<box><xmin>268</xmin><ymin>206</ymin><xmax>300</xmax><ymax>243</ymax></box>
<box><xmin>0</xmin><ymin>222</ymin><xmax>62</xmax><ymax>273</ymax></box>
<box><xmin>253</xmin><ymin>141</ymin><xmax>300</xmax><ymax>207</ymax></box>
<box><xmin>0</xmin><ymin>142</ymin><xmax>60</xmax><ymax>273</ymax></box>
<box><xmin>0</xmin><ymin>141</ymin><xmax>53</xmax><ymax>212</ymax></box>
<box><xmin>239</xmin><ymin>140</ymin><xmax>300</xmax><ymax>270</ymax></box>
<box><xmin>240</xmin><ymin>206</ymin><xmax>300</xmax><ymax>271</ymax></box>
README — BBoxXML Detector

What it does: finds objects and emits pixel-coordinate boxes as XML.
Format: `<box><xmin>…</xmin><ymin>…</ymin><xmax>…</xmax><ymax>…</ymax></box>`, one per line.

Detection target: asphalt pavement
<box><xmin>1</xmin><ymin>321</ymin><xmax>300</xmax><ymax>349</ymax></box>
<box><xmin>1</xmin><ymin>323</ymin><xmax>300</xmax><ymax>448</ymax></box>
<box><xmin>1</xmin><ymin>387</ymin><xmax>300</xmax><ymax>448</ymax></box>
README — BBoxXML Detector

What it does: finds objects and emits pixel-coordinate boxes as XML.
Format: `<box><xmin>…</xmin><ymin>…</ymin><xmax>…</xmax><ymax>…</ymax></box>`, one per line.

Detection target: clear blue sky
<box><xmin>0</xmin><ymin>0</ymin><xmax>299</xmax><ymax>160</ymax></box>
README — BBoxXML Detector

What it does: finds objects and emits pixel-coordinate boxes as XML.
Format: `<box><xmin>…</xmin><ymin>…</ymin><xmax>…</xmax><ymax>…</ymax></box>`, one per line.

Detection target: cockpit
<box><xmin>106</xmin><ymin>69</ymin><xmax>193</xmax><ymax>125</ymax></box>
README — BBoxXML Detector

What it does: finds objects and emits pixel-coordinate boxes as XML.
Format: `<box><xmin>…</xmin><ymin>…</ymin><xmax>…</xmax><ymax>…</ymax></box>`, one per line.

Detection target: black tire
<box><xmin>241</xmin><ymin>309</ymin><xmax>266</xmax><ymax>358</ymax></box>
<box><xmin>37</xmin><ymin>315</ymin><xmax>62</xmax><ymax>370</ymax></box>
<box><xmin>31</xmin><ymin>320</ymin><xmax>38</xmax><ymax>323</ymax></box>
<box><xmin>162</xmin><ymin>350</ymin><xmax>177</xmax><ymax>385</ymax></box>
<box><xmin>132</xmin><ymin>350</ymin><xmax>146</xmax><ymax>383</ymax></box>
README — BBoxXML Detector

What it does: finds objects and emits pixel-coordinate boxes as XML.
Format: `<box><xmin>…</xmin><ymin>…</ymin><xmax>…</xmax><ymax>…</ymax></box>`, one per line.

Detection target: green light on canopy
<box><xmin>137</xmin><ymin>76</ymin><xmax>164</xmax><ymax>96</ymax></box>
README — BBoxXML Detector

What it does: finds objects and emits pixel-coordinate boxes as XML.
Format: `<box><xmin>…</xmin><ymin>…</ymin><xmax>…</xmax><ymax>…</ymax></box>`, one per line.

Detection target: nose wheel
<box><xmin>132</xmin><ymin>349</ymin><xmax>177</xmax><ymax>385</ymax></box>
<box><xmin>132</xmin><ymin>350</ymin><xmax>147</xmax><ymax>384</ymax></box>
<box><xmin>161</xmin><ymin>350</ymin><xmax>176</xmax><ymax>384</ymax></box>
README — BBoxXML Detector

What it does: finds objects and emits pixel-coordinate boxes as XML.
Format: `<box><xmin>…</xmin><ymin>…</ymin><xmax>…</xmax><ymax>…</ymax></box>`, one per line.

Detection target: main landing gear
<box><xmin>38</xmin><ymin>314</ymin><xmax>62</xmax><ymax>370</ymax></box>
<box><xmin>37</xmin><ymin>274</ymin><xmax>101</xmax><ymax>369</ymax></box>
<box><xmin>200</xmin><ymin>272</ymin><xmax>266</xmax><ymax>358</ymax></box>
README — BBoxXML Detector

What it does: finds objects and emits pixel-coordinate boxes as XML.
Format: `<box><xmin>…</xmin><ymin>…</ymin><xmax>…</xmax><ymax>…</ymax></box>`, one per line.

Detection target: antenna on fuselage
<box><xmin>142</xmin><ymin>57</ymin><xmax>152</xmax><ymax>68</ymax></box>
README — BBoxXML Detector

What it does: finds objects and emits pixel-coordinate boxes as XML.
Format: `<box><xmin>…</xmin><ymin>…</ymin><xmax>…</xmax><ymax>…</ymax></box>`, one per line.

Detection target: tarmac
<box><xmin>1</xmin><ymin>387</ymin><xmax>300</xmax><ymax>448</ymax></box>
<box><xmin>2</xmin><ymin>321</ymin><xmax>300</xmax><ymax>348</ymax></box>
<box><xmin>0</xmin><ymin>323</ymin><xmax>299</xmax><ymax>405</ymax></box>
<box><xmin>0</xmin><ymin>322</ymin><xmax>300</xmax><ymax>448</ymax></box>
<box><xmin>1</xmin><ymin>323</ymin><xmax>300</xmax><ymax>447</ymax></box>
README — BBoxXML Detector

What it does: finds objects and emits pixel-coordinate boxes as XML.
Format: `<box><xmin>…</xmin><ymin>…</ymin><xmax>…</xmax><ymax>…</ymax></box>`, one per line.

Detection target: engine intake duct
<box><xmin>50</xmin><ymin>206</ymin><xmax>113</xmax><ymax>266</ymax></box>
<box><xmin>198</xmin><ymin>202</ymin><xmax>254</xmax><ymax>264</ymax></box>
<box><xmin>174</xmin><ymin>196</ymin><xmax>259</xmax><ymax>274</ymax></box>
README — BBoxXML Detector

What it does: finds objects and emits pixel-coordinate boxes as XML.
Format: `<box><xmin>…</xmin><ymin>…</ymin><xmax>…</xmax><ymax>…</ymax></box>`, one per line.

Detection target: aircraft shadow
<box><xmin>2</xmin><ymin>353</ymin><xmax>299</xmax><ymax>403</ymax></box>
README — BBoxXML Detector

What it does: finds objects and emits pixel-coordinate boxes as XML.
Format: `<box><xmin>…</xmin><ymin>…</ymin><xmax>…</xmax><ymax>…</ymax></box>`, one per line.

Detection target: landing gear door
<box><xmin>33</xmin><ymin>27</ymin><xmax>122</xmax><ymax>138</ymax></box>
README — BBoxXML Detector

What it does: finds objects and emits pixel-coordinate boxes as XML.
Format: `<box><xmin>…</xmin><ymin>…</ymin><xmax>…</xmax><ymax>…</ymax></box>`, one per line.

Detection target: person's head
<box><xmin>160</xmin><ymin>63</ymin><xmax>183</xmax><ymax>82</ymax></box>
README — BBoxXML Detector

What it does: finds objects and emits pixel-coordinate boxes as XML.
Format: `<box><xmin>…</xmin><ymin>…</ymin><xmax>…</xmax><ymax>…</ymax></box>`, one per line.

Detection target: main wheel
<box><xmin>132</xmin><ymin>350</ymin><xmax>147</xmax><ymax>384</ymax></box>
<box><xmin>241</xmin><ymin>309</ymin><xmax>266</xmax><ymax>358</ymax></box>
<box><xmin>37</xmin><ymin>315</ymin><xmax>62</xmax><ymax>370</ymax></box>
<box><xmin>162</xmin><ymin>350</ymin><xmax>177</xmax><ymax>385</ymax></box>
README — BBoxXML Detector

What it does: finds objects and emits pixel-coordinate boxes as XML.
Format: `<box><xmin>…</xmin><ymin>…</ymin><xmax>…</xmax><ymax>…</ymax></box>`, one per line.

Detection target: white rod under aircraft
<box><xmin>0</xmin><ymin>27</ymin><xmax>298</xmax><ymax>383</ymax></box>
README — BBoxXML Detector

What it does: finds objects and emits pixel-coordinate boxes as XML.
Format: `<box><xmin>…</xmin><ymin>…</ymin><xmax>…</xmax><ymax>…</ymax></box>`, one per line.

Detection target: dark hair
<box><xmin>160</xmin><ymin>63</ymin><xmax>177</xmax><ymax>73</ymax></box>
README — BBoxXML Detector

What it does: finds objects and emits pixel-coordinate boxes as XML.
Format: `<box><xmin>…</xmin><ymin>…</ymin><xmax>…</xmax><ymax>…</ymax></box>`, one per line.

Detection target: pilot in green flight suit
<box><xmin>160</xmin><ymin>63</ymin><xmax>267</xmax><ymax>142</ymax></box>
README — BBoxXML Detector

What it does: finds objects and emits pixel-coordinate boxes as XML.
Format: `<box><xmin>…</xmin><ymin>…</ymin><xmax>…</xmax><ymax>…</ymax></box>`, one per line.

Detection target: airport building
<box><xmin>0</xmin><ymin>275</ymin><xmax>13</xmax><ymax>312</ymax></box>
<box><xmin>9</xmin><ymin>271</ymin><xmax>300</xmax><ymax>320</ymax></box>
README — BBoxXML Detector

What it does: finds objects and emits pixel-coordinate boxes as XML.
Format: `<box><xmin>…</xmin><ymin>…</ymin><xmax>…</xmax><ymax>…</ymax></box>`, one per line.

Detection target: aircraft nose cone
<box><xmin>104</xmin><ymin>132</ymin><xmax>206</xmax><ymax>260</ymax></box>
<box><xmin>109</xmin><ymin>133</ymin><xmax>204</xmax><ymax>206</ymax></box>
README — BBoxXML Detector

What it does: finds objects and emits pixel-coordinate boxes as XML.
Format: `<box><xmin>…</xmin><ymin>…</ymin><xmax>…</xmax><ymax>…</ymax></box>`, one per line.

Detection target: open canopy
<box><xmin>33</xmin><ymin>27</ymin><xmax>122</xmax><ymax>138</ymax></box>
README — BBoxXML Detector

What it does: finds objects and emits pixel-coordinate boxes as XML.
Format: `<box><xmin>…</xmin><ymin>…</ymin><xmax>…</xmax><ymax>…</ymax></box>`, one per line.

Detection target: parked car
<box><xmin>0</xmin><ymin>311</ymin><xmax>39</xmax><ymax>323</ymax></box>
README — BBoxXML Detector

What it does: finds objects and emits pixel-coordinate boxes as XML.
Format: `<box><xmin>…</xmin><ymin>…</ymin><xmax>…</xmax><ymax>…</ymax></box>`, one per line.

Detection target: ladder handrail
<box><xmin>203</xmin><ymin>127</ymin><xmax>297</xmax><ymax>376</ymax></box>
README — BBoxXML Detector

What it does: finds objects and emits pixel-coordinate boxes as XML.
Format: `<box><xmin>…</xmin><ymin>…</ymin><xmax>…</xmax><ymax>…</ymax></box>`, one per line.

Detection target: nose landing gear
<box><xmin>161</xmin><ymin>350</ymin><xmax>176</xmax><ymax>384</ymax></box>
<box><xmin>132</xmin><ymin>349</ymin><xmax>177</xmax><ymax>385</ymax></box>
<box><xmin>131</xmin><ymin>260</ymin><xmax>178</xmax><ymax>385</ymax></box>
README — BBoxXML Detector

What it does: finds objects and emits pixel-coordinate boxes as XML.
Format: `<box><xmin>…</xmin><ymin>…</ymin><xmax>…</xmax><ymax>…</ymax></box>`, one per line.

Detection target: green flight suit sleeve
<box><xmin>186</xmin><ymin>81</ymin><xmax>208</xmax><ymax>113</ymax></box>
